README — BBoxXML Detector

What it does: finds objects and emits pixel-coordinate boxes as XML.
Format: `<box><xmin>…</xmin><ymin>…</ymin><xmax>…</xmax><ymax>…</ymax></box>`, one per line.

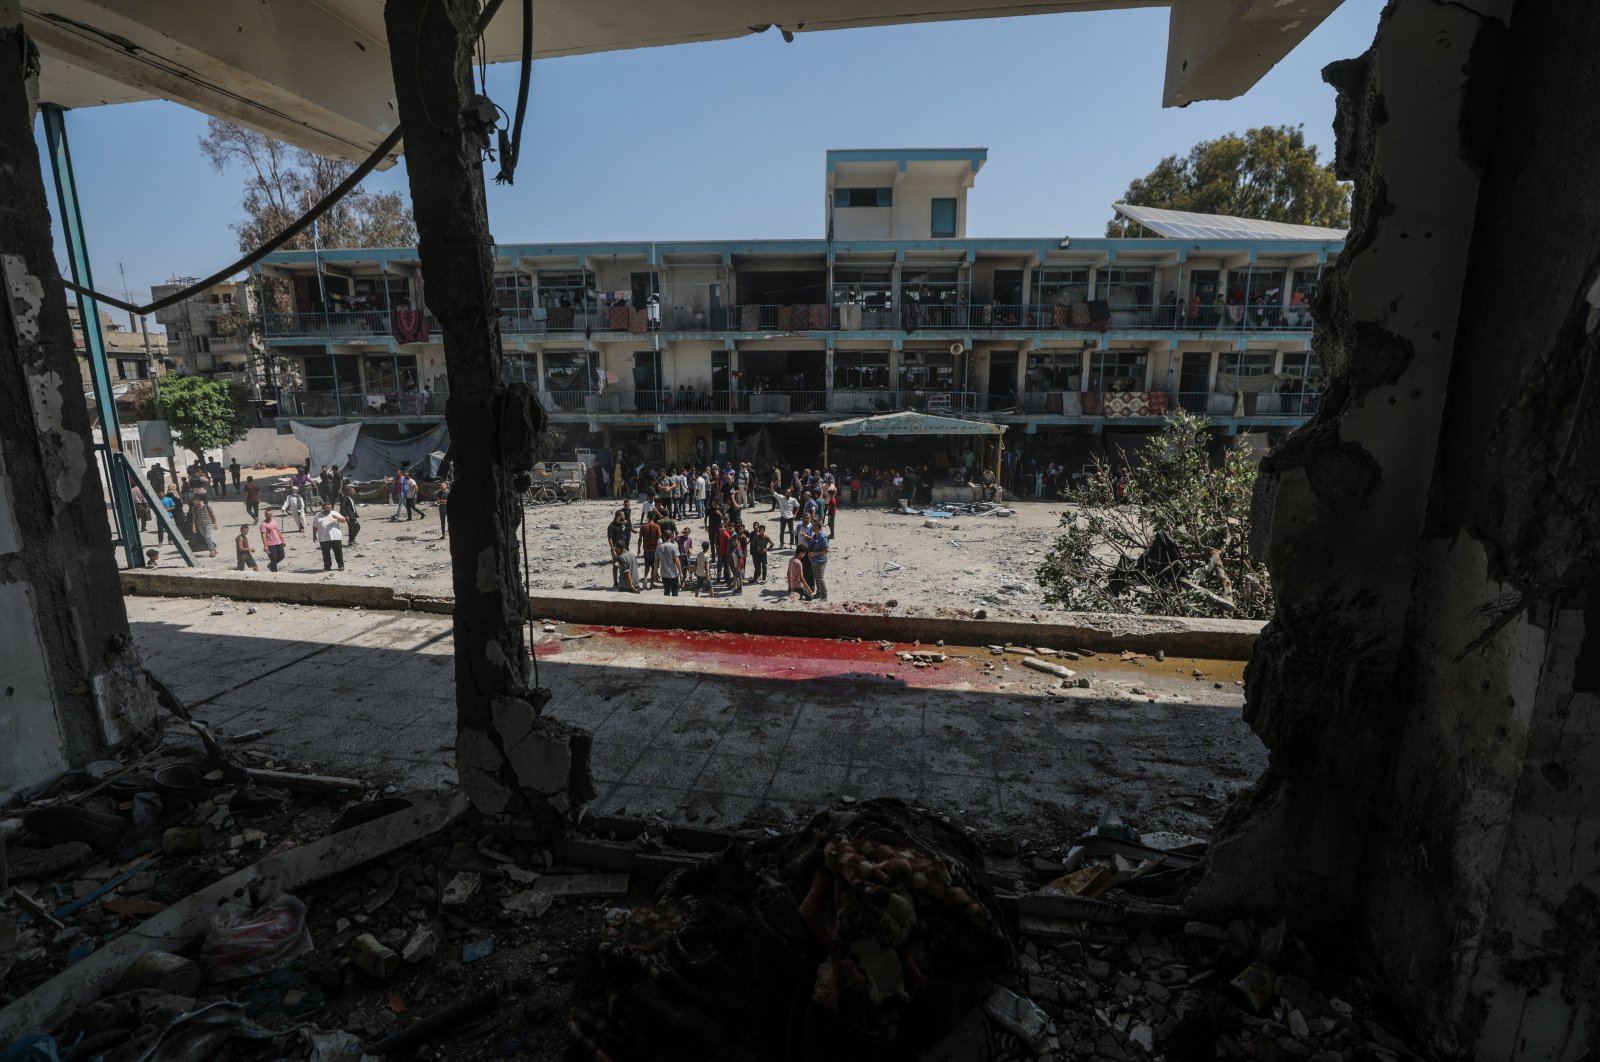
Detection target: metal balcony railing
<box><xmin>276</xmin><ymin>390</ymin><xmax>446</xmax><ymax>418</ymax></box>
<box><xmin>264</xmin><ymin>310</ymin><xmax>394</xmax><ymax>338</ymax></box>
<box><xmin>830</xmin><ymin>303</ymin><xmax>899</xmax><ymax>331</ymax></box>
<box><xmin>727</xmin><ymin>304</ymin><xmax>832</xmax><ymax>332</ymax></box>
<box><xmin>897</xmin><ymin>302</ymin><xmax>969</xmax><ymax>330</ymax></box>
<box><xmin>970</xmin><ymin>304</ymin><xmax>1038</xmax><ymax>329</ymax></box>
<box><xmin>1108</xmin><ymin>303</ymin><xmax>1316</xmax><ymax>332</ymax></box>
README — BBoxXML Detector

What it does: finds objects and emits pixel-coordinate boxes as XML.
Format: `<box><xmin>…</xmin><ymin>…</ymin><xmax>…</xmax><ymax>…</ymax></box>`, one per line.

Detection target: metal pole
<box><xmin>41</xmin><ymin>104</ymin><xmax>141</xmax><ymax>569</ymax></box>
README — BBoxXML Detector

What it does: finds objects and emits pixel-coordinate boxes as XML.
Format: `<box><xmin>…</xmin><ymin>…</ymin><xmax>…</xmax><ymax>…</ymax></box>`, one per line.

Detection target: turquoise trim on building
<box><xmin>259</xmin><ymin>234</ymin><xmax>1344</xmax><ymax>271</ymax></box>
<box><xmin>825</xmin><ymin>147</ymin><xmax>988</xmax><ymax>173</ymax></box>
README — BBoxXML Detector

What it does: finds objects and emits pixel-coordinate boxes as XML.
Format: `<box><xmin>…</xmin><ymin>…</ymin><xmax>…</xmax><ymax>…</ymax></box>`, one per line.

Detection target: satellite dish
<box><xmin>949</xmin><ymin>342</ymin><xmax>965</xmax><ymax>356</ymax></box>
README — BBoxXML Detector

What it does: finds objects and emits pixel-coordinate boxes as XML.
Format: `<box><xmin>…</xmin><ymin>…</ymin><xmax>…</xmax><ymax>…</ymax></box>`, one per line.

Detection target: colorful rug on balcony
<box><xmin>391</xmin><ymin>310</ymin><xmax>429</xmax><ymax>344</ymax></box>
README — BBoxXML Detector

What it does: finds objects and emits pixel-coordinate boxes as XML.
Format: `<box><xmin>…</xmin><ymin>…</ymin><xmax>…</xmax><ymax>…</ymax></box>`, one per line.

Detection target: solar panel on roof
<box><xmin>1113</xmin><ymin>203</ymin><xmax>1346</xmax><ymax>241</ymax></box>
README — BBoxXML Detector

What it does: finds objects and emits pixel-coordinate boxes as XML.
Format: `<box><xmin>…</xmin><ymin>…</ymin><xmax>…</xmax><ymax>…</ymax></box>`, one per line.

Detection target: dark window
<box><xmin>1281</xmin><ymin>352</ymin><xmax>1321</xmax><ymax>379</ymax></box>
<box><xmin>898</xmin><ymin>350</ymin><xmax>957</xmax><ymax>390</ymax></box>
<box><xmin>930</xmin><ymin>198</ymin><xmax>957</xmax><ymax>238</ymax></box>
<box><xmin>1089</xmin><ymin>350</ymin><xmax>1148</xmax><ymax>391</ymax></box>
<box><xmin>833</xmin><ymin>351</ymin><xmax>891</xmax><ymax>390</ymax></box>
<box><xmin>1231</xmin><ymin>350</ymin><xmax>1275</xmax><ymax>376</ymax></box>
<box><xmin>834</xmin><ymin>187</ymin><xmax>892</xmax><ymax>208</ymax></box>
<box><xmin>1026</xmin><ymin>352</ymin><xmax>1083</xmax><ymax>391</ymax></box>
<box><xmin>493</xmin><ymin>272</ymin><xmax>532</xmax><ymax>312</ymax></box>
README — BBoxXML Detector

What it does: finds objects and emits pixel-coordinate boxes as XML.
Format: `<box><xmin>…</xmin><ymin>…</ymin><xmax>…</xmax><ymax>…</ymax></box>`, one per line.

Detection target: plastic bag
<box><xmin>200</xmin><ymin>893</ymin><xmax>314</xmax><ymax>981</ymax></box>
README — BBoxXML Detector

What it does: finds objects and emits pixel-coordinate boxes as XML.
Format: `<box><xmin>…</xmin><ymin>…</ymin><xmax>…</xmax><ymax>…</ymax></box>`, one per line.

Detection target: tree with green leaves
<box><xmin>1107</xmin><ymin>125</ymin><xmax>1350</xmax><ymax>235</ymax></box>
<box><xmin>1035</xmin><ymin>410</ymin><xmax>1271</xmax><ymax>619</ymax></box>
<box><xmin>154</xmin><ymin>374</ymin><xmax>252</xmax><ymax>462</ymax></box>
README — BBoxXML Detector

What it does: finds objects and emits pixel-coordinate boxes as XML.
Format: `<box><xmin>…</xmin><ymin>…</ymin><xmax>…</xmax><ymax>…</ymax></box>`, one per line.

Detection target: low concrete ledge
<box><xmin>121</xmin><ymin>569</ymin><xmax>1262</xmax><ymax>659</ymax></box>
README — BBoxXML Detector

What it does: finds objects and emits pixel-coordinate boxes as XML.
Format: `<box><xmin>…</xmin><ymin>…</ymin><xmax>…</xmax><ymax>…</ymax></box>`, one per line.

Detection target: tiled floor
<box><xmin>131</xmin><ymin>598</ymin><xmax>1265</xmax><ymax>838</ymax></box>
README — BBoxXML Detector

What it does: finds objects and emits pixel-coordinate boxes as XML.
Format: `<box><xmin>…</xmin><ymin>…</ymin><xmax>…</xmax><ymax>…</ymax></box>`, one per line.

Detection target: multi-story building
<box><xmin>151</xmin><ymin>278</ymin><xmax>260</xmax><ymax>379</ymax></box>
<box><xmin>255</xmin><ymin>148</ymin><xmax>1340</xmax><ymax>471</ymax></box>
<box><xmin>68</xmin><ymin>303</ymin><xmax>167</xmax><ymax>386</ymax></box>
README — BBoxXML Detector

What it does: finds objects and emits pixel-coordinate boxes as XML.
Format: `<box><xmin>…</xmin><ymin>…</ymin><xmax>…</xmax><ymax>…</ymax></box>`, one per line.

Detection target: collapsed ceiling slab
<box><xmin>25</xmin><ymin>0</ymin><xmax>1345</xmax><ymax>163</ymax></box>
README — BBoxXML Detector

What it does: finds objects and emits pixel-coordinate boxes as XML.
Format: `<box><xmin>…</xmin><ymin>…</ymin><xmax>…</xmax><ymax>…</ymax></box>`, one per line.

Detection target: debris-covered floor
<box><xmin>1</xmin><ymin>597</ymin><xmax>1434</xmax><ymax>1062</ymax></box>
<box><xmin>127</xmin><ymin>596</ymin><xmax>1264</xmax><ymax>839</ymax></box>
<box><xmin>1</xmin><ymin>768</ymin><xmax>1425</xmax><ymax>1062</ymax></box>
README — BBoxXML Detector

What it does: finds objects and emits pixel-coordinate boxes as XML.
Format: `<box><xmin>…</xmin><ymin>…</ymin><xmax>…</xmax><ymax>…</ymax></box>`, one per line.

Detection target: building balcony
<box><xmin>276</xmin><ymin>389</ymin><xmax>445</xmax><ymax>419</ymax></box>
<box><xmin>269</xmin><ymin>299</ymin><xmax>1316</xmax><ymax>343</ymax></box>
<box><xmin>271</xmin><ymin>383</ymin><xmax>1321</xmax><ymax>426</ymax></box>
<box><xmin>264</xmin><ymin>310</ymin><xmax>438</xmax><ymax>342</ymax></box>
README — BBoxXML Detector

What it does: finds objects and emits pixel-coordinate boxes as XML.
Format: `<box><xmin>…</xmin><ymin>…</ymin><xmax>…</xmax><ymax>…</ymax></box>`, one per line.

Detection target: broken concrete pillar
<box><xmin>1193</xmin><ymin>2</ymin><xmax>1596</xmax><ymax>1058</ymax></box>
<box><xmin>382</xmin><ymin>0</ymin><xmax>590</xmax><ymax>834</ymax></box>
<box><xmin>0</xmin><ymin>2</ymin><xmax>153</xmax><ymax>795</ymax></box>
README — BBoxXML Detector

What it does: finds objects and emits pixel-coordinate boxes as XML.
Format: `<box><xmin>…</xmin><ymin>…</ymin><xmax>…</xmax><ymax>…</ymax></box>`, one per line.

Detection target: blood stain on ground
<box><xmin>581</xmin><ymin>626</ymin><xmax>968</xmax><ymax>686</ymax></box>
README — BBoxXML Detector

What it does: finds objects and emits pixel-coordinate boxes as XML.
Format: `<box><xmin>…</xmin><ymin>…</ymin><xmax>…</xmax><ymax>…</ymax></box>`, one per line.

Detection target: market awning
<box><xmin>820</xmin><ymin>412</ymin><xmax>1007</xmax><ymax>438</ymax></box>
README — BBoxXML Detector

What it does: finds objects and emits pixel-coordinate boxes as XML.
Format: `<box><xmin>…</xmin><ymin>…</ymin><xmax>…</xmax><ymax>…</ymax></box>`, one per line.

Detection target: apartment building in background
<box><xmin>254</xmin><ymin>148</ymin><xmax>1340</xmax><ymax>469</ymax></box>
<box><xmin>150</xmin><ymin>278</ymin><xmax>261</xmax><ymax>380</ymax></box>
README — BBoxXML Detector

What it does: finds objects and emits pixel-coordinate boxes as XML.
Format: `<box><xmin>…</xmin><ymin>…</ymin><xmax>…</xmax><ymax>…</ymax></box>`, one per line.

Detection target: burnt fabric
<box><xmin>568</xmin><ymin>799</ymin><xmax>1013</xmax><ymax>1062</ymax></box>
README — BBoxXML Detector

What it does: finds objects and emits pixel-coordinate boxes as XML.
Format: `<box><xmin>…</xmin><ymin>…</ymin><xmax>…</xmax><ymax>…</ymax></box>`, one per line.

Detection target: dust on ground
<box><xmin>152</xmin><ymin>481</ymin><xmax>1071</xmax><ymax>613</ymax></box>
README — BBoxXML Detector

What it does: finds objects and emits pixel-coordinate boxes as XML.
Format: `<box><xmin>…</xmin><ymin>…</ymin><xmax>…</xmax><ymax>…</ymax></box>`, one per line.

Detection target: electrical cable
<box><xmin>494</xmin><ymin>0</ymin><xmax>532</xmax><ymax>185</ymax></box>
<box><xmin>60</xmin><ymin>0</ymin><xmax>508</xmax><ymax>318</ymax></box>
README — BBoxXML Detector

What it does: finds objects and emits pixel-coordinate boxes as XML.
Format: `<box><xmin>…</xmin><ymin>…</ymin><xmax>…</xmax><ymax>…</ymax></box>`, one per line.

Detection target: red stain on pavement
<box><xmin>579</xmin><ymin>626</ymin><xmax>970</xmax><ymax>686</ymax></box>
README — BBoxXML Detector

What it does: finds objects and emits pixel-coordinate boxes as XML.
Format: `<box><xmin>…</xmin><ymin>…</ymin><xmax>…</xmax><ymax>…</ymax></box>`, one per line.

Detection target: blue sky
<box><xmin>38</xmin><ymin>0</ymin><xmax>1382</xmax><ymax>313</ymax></box>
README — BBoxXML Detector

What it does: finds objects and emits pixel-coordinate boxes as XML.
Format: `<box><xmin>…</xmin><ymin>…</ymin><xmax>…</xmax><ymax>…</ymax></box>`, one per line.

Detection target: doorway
<box><xmin>987</xmin><ymin>351</ymin><xmax>1018</xmax><ymax>411</ymax></box>
<box><xmin>633</xmin><ymin>350</ymin><xmax>661</xmax><ymax>411</ymax></box>
<box><xmin>1179</xmin><ymin>351</ymin><xmax>1212</xmax><ymax>412</ymax></box>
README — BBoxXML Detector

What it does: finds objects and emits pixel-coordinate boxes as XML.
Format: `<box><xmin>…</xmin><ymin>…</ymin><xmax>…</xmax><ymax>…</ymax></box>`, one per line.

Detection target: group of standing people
<box><xmin>142</xmin><ymin>457</ymin><xmax>446</xmax><ymax>575</ymax></box>
<box><xmin>602</xmin><ymin>460</ymin><xmax>833</xmax><ymax>603</ymax></box>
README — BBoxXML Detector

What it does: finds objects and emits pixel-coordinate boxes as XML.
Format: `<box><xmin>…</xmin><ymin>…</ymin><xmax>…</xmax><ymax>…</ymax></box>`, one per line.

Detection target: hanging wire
<box><xmin>494</xmin><ymin>0</ymin><xmax>533</xmax><ymax>185</ymax></box>
<box><xmin>61</xmin><ymin>0</ymin><xmax>509</xmax><ymax>317</ymax></box>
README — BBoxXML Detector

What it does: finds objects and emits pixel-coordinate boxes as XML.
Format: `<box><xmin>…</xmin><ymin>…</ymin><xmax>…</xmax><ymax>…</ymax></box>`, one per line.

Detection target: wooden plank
<box><xmin>530</xmin><ymin>873</ymin><xmax>629</xmax><ymax>899</ymax></box>
<box><xmin>244</xmin><ymin>768</ymin><xmax>364</xmax><ymax>794</ymax></box>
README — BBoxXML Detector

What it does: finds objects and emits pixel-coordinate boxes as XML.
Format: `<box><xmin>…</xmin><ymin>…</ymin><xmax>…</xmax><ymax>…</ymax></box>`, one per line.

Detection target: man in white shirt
<box><xmin>693</xmin><ymin>472</ymin><xmax>708</xmax><ymax>519</ymax></box>
<box><xmin>777</xmin><ymin>489</ymin><xmax>800</xmax><ymax>548</ymax></box>
<box><xmin>311</xmin><ymin>501</ymin><xmax>349</xmax><ymax>571</ymax></box>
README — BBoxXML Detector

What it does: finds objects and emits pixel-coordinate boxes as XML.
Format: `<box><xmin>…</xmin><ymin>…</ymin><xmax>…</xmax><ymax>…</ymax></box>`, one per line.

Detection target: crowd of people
<box><xmin>601</xmin><ymin>462</ymin><xmax>840</xmax><ymax>603</ymax></box>
<box><xmin>139</xmin><ymin>458</ymin><xmax>447</xmax><ymax>575</ymax></box>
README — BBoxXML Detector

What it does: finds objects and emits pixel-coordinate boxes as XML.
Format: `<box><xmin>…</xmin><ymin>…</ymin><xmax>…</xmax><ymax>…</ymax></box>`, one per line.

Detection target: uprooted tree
<box><xmin>1035</xmin><ymin>410</ymin><xmax>1271</xmax><ymax>618</ymax></box>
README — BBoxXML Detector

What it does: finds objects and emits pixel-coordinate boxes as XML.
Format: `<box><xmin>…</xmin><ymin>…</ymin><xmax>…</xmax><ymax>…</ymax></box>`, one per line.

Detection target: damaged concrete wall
<box><xmin>382</xmin><ymin>0</ymin><xmax>593</xmax><ymax>836</ymax></box>
<box><xmin>0</xmin><ymin>3</ymin><xmax>154</xmax><ymax>793</ymax></box>
<box><xmin>1194</xmin><ymin>1</ymin><xmax>1596</xmax><ymax>1058</ymax></box>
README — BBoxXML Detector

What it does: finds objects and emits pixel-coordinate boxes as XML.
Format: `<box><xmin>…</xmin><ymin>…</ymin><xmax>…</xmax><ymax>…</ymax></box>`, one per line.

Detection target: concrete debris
<box><xmin>1022</xmin><ymin>657</ymin><xmax>1077</xmax><ymax>680</ymax></box>
<box><xmin>401</xmin><ymin>925</ymin><xmax>439</xmax><ymax>964</ymax></box>
<box><xmin>440</xmin><ymin>870</ymin><xmax>482</xmax><ymax>905</ymax></box>
<box><xmin>350</xmin><ymin>932</ymin><xmax>400</xmax><ymax>980</ymax></box>
<box><xmin>982</xmin><ymin>983</ymin><xmax>1050</xmax><ymax>1047</ymax></box>
<box><xmin>502</xmin><ymin>888</ymin><xmax>554</xmax><ymax>919</ymax></box>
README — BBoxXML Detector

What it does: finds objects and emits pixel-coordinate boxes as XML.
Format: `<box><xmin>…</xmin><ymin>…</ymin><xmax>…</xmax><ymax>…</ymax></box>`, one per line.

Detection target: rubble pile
<box><xmin>973</xmin><ymin>831</ymin><xmax>1423</xmax><ymax>1062</ymax></box>
<box><xmin>4</xmin><ymin>765</ymin><xmax>1425</xmax><ymax>1062</ymax></box>
<box><xmin>568</xmin><ymin>799</ymin><xmax>1014</xmax><ymax>1062</ymax></box>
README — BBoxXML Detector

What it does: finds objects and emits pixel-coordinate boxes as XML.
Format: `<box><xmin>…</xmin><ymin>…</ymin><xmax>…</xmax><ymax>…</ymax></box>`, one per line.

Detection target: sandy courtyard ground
<box><xmin>149</xmin><ymin>480</ymin><xmax>1070</xmax><ymax>613</ymax></box>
